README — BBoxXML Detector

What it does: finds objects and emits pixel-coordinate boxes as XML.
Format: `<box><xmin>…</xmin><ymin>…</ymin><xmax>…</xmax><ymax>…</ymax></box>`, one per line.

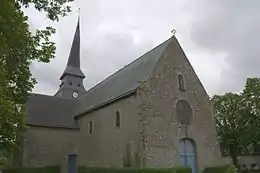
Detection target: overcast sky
<box><xmin>24</xmin><ymin>0</ymin><xmax>260</xmax><ymax>96</ymax></box>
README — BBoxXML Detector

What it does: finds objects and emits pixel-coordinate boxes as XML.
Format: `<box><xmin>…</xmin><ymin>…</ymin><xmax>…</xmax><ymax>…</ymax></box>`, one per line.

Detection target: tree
<box><xmin>241</xmin><ymin>78</ymin><xmax>260</xmax><ymax>153</ymax></box>
<box><xmin>0</xmin><ymin>0</ymin><xmax>73</xmax><ymax>159</ymax></box>
<box><xmin>212</xmin><ymin>78</ymin><xmax>260</xmax><ymax>166</ymax></box>
<box><xmin>212</xmin><ymin>93</ymin><xmax>248</xmax><ymax>166</ymax></box>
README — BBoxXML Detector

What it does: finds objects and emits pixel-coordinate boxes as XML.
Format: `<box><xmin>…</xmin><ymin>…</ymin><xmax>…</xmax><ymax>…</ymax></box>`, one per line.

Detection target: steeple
<box><xmin>60</xmin><ymin>18</ymin><xmax>85</xmax><ymax>79</ymax></box>
<box><xmin>55</xmin><ymin>16</ymin><xmax>86</xmax><ymax>99</ymax></box>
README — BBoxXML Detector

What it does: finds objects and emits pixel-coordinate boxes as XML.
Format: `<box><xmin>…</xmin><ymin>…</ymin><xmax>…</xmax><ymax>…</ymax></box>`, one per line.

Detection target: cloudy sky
<box><xmin>24</xmin><ymin>0</ymin><xmax>260</xmax><ymax>96</ymax></box>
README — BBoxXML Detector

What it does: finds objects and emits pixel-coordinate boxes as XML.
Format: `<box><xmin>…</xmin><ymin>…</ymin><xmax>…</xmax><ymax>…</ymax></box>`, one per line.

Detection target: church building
<box><xmin>22</xmin><ymin>19</ymin><xmax>223</xmax><ymax>173</ymax></box>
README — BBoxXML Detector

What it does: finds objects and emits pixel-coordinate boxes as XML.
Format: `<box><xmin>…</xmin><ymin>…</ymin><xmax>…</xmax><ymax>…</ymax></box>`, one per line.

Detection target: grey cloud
<box><xmin>30</xmin><ymin>62</ymin><xmax>60</xmax><ymax>95</ymax></box>
<box><xmin>26</xmin><ymin>0</ymin><xmax>189</xmax><ymax>95</ymax></box>
<box><xmin>31</xmin><ymin>25</ymin><xmax>153</xmax><ymax>94</ymax></box>
<box><xmin>81</xmin><ymin>31</ymin><xmax>153</xmax><ymax>90</ymax></box>
<box><xmin>27</xmin><ymin>0</ymin><xmax>239</xmax><ymax>96</ymax></box>
<box><xmin>190</xmin><ymin>0</ymin><xmax>260</xmax><ymax>94</ymax></box>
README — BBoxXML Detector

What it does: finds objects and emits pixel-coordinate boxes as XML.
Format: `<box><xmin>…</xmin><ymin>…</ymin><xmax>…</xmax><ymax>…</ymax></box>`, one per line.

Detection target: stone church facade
<box><xmin>21</xmin><ymin>19</ymin><xmax>223</xmax><ymax>173</ymax></box>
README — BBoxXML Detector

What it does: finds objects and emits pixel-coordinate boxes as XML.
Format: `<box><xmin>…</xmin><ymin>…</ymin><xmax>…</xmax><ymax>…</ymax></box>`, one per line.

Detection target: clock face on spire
<box><xmin>72</xmin><ymin>92</ymin><xmax>79</xmax><ymax>99</ymax></box>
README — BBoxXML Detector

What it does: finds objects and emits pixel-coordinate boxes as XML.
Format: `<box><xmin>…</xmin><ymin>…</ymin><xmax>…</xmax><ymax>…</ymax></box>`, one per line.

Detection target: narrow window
<box><xmin>116</xmin><ymin>111</ymin><xmax>120</xmax><ymax>128</ymax></box>
<box><xmin>178</xmin><ymin>74</ymin><xmax>185</xmax><ymax>92</ymax></box>
<box><xmin>89</xmin><ymin>121</ymin><xmax>93</xmax><ymax>134</ymax></box>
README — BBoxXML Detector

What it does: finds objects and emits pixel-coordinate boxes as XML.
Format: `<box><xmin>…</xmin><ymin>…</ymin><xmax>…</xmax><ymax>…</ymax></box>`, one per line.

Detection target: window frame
<box><xmin>115</xmin><ymin>110</ymin><xmax>121</xmax><ymax>128</ymax></box>
<box><xmin>89</xmin><ymin>121</ymin><xmax>93</xmax><ymax>134</ymax></box>
<box><xmin>178</xmin><ymin>73</ymin><xmax>185</xmax><ymax>92</ymax></box>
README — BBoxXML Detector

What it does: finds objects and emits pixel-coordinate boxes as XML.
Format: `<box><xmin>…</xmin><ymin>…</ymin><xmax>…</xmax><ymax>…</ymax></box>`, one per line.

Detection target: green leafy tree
<box><xmin>212</xmin><ymin>77</ymin><xmax>260</xmax><ymax>166</ymax></box>
<box><xmin>0</xmin><ymin>0</ymin><xmax>73</xmax><ymax>160</ymax></box>
<box><xmin>212</xmin><ymin>93</ymin><xmax>248</xmax><ymax>166</ymax></box>
<box><xmin>241</xmin><ymin>78</ymin><xmax>260</xmax><ymax>149</ymax></box>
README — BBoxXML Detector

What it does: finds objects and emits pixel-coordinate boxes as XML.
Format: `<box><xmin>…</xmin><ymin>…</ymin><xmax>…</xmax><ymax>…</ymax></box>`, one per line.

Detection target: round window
<box><xmin>175</xmin><ymin>100</ymin><xmax>193</xmax><ymax>125</ymax></box>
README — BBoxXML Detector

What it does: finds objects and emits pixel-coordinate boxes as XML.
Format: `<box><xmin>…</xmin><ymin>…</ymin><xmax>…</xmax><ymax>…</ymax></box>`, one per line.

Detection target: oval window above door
<box><xmin>175</xmin><ymin>100</ymin><xmax>193</xmax><ymax>125</ymax></box>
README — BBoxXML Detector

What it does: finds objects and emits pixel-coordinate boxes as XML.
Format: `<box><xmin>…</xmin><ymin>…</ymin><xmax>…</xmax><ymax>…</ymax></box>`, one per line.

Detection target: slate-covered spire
<box><xmin>55</xmin><ymin>16</ymin><xmax>86</xmax><ymax>99</ymax></box>
<box><xmin>60</xmin><ymin>17</ymin><xmax>85</xmax><ymax>79</ymax></box>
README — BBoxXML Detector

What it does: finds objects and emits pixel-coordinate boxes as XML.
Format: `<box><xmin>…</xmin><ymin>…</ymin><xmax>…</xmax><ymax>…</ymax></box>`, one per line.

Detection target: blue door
<box><xmin>179</xmin><ymin>139</ymin><xmax>197</xmax><ymax>173</ymax></box>
<box><xmin>68</xmin><ymin>154</ymin><xmax>77</xmax><ymax>173</ymax></box>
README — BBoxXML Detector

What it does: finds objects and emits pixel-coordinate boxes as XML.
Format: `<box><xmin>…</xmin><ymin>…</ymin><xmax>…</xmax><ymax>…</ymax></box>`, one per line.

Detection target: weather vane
<box><xmin>171</xmin><ymin>28</ymin><xmax>176</xmax><ymax>35</ymax></box>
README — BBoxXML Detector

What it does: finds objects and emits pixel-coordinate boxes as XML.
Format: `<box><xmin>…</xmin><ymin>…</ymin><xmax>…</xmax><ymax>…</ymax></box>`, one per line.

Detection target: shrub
<box><xmin>0</xmin><ymin>157</ymin><xmax>9</xmax><ymax>169</ymax></box>
<box><xmin>78</xmin><ymin>166</ymin><xmax>191</xmax><ymax>173</ymax></box>
<box><xmin>203</xmin><ymin>165</ymin><xmax>236</xmax><ymax>173</ymax></box>
<box><xmin>1</xmin><ymin>165</ymin><xmax>60</xmax><ymax>173</ymax></box>
<box><xmin>172</xmin><ymin>167</ymin><xmax>191</xmax><ymax>173</ymax></box>
<box><xmin>78</xmin><ymin>167</ymin><xmax>137</xmax><ymax>173</ymax></box>
<box><xmin>139</xmin><ymin>168</ymin><xmax>181</xmax><ymax>173</ymax></box>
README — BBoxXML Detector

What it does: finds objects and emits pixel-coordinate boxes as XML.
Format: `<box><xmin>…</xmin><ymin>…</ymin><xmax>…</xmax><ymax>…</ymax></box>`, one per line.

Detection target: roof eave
<box><xmin>60</xmin><ymin>70</ymin><xmax>85</xmax><ymax>80</ymax></box>
<box><xmin>25</xmin><ymin>123</ymin><xmax>80</xmax><ymax>130</ymax></box>
<box><xmin>75</xmin><ymin>89</ymin><xmax>137</xmax><ymax>119</ymax></box>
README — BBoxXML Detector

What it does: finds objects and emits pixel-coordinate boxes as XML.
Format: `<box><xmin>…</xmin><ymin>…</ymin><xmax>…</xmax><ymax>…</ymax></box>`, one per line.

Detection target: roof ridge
<box><xmin>84</xmin><ymin>37</ymin><xmax>172</xmax><ymax>95</ymax></box>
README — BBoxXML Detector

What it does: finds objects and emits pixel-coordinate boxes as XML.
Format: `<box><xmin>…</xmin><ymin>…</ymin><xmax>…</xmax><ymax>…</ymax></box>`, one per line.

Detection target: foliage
<box><xmin>241</xmin><ymin>78</ymin><xmax>260</xmax><ymax>146</ymax></box>
<box><xmin>78</xmin><ymin>167</ymin><xmax>137</xmax><ymax>173</ymax></box>
<box><xmin>140</xmin><ymin>167</ymin><xmax>191</xmax><ymax>173</ymax></box>
<box><xmin>1</xmin><ymin>165</ymin><xmax>60</xmax><ymax>173</ymax></box>
<box><xmin>15</xmin><ymin>0</ymin><xmax>73</xmax><ymax>21</ymax></box>
<box><xmin>212</xmin><ymin>92</ymin><xmax>248</xmax><ymax>165</ymax></box>
<box><xmin>212</xmin><ymin>78</ymin><xmax>260</xmax><ymax>165</ymax></box>
<box><xmin>0</xmin><ymin>157</ymin><xmax>9</xmax><ymax>169</ymax></box>
<box><xmin>78</xmin><ymin>167</ymin><xmax>191</xmax><ymax>173</ymax></box>
<box><xmin>171</xmin><ymin>167</ymin><xmax>191</xmax><ymax>173</ymax></box>
<box><xmin>202</xmin><ymin>165</ymin><xmax>236</xmax><ymax>173</ymax></box>
<box><xmin>0</xmin><ymin>0</ymin><xmax>73</xmax><ymax>159</ymax></box>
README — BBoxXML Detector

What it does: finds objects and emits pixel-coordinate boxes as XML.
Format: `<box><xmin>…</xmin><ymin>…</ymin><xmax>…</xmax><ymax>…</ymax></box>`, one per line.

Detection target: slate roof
<box><xmin>25</xmin><ymin>93</ymin><xmax>80</xmax><ymax>129</ymax></box>
<box><xmin>75</xmin><ymin>37</ymin><xmax>173</xmax><ymax>117</ymax></box>
<box><xmin>60</xmin><ymin>18</ymin><xmax>85</xmax><ymax>79</ymax></box>
<box><xmin>25</xmin><ymin>36</ymin><xmax>173</xmax><ymax>128</ymax></box>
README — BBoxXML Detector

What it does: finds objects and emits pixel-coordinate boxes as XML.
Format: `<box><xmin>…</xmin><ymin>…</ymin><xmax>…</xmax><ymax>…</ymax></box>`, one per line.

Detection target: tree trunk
<box><xmin>12</xmin><ymin>113</ymin><xmax>25</xmax><ymax>168</ymax></box>
<box><xmin>12</xmin><ymin>126</ymin><xmax>24</xmax><ymax>167</ymax></box>
<box><xmin>230</xmin><ymin>153</ymin><xmax>238</xmax><ymax>167</ymax></box>
<box><xmin>230</xmin><ymin>144</ymin><xmax>238</xmax><ymax>167</ymax></box>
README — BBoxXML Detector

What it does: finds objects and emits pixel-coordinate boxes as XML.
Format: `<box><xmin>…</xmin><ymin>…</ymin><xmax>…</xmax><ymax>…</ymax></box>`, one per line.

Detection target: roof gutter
<box><xmin>26</xmin><ymin>124</ymin><xmax>80</xmax><ymax>130</ymax></box>
<box><xmin>75</xmin><ymin>89</ymin><xmax>137</xmax><ymax>119</ymax></box>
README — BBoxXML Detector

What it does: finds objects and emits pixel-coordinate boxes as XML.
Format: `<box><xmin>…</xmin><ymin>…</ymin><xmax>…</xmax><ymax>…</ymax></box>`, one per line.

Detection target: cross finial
<box><xmin>171</xmin><ymin>28</ymin><xmax>176</xmax><ymax>35</ymax></box>
<box><xmin>77</xmin><ymin>8</ymin><xmax>80</xmax><ymax>24</ymax></box>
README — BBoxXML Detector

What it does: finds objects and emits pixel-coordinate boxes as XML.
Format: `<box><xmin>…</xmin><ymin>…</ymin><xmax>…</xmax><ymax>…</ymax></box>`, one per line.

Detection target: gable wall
<box><xmin>77</xmin><ymin>95</ymin><xmax>142</xmax><ymax>167</ymax></box>
<box><xmin>138</xmin><ymin>37</ymin><xmax>223</xmax><ymax>171</ymax></box>
<box><xmin>22</xmin><ymin>126</ymin><xmax>79</xmax><ymax>171</ymax></box>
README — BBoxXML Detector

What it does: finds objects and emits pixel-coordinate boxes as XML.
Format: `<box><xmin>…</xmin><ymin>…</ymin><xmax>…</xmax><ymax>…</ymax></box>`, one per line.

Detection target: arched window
<box><xmin>115</xmin><ymin>111</ymin><xmax>120</xmax><ymax>128</ymax></box>
<box><xmin>89</xmin><ymin>121</ymin><xmax>93</xmax><ymax>134</ymax></box>
<box><xmin>178</xmin><ymin>74</ymin><xmax>185</xmax><ymax>92</ymax></box>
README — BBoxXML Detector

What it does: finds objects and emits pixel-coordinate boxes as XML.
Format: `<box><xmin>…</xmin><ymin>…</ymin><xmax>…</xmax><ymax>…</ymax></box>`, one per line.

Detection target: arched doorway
<box><xmin>179</xmin><ymin>138</ymin><xmax>197</xmax><ymax>173</ymax></box>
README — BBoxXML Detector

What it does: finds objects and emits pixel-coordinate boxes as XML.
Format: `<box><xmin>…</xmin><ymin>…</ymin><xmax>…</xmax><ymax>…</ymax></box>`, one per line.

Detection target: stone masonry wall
<box><xmin>138</xmin><ymin>37</ymin><xmax>223</xmax><ymax>171</ymax></box>
<box><xmin>22</xmin><ymin>126</ymin><xmax>79</xmax><ymax>172</ymax></box>
<box><xmin>77</xmin><ymin>95</ymin><xmax>142</xmax><ymax>167</ymax></box>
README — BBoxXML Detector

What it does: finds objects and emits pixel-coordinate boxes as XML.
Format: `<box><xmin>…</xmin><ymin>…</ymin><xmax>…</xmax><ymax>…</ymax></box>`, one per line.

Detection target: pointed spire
<box><xmin>67</xmin><ymin>17</ymin><xmax>80</xmax><ymax>67</ymax></box>
<box><xmin>60</xmin><ymin>15</ymin><xmax>85</xmax><ymax>79</ymax></box>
